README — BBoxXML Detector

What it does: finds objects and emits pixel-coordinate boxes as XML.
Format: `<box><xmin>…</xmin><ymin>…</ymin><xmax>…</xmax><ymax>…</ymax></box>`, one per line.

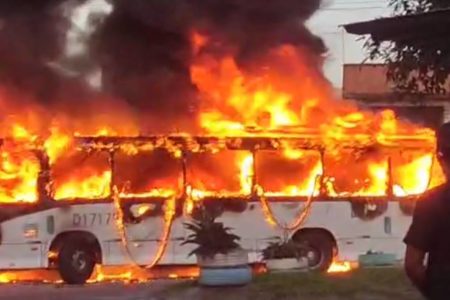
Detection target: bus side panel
<box><xmin>41</xmin><ymin>204</ymin><xmax>117</xmax><ymax>267</ymax></box>
<box><xmin>0</xmin><ymin>244</ymin><xmax>43</xmax><ymax>269</ymax></box>
<box><xmin>214</xmin><ymin>201</ymin><xmax>412</xmax><ymax>263</ymax></box>
<box><xmin>326</xmin><ymin>201</ymin><xmax>412</xmax><ymax>261</ymax></box>
<box><xmin>0</xmin><ymin>200</ymin><xmax>414</xmax><ymax>270</ymax></box>
<box><xmin>101</xmin><ymin>206</ymin><xmax>179</xmax><ymax>266</ymax></box>
<box><xmin>217</xmin><ymin>202</ymin><xmax>286</xmax><ymax>263</ymax></box>
<box><xmin>105</xmin><ymin>241</ymin><xmax>168</xmax><ymax>265</ymax></box>
<box><xmin>172</xmin><ymin>217</ymin><xmax>196</xmax><ymax>265</ymax></box>
<box><xmin>0</xmin><ymin>211</ymin><xmax>50</xmax><ymax>269</ymax></box>
<box><xmin>214</xmin><ymin>201</ymin><xmax>345</xmax><ymax>263</ymax></box>
<box><xmin>44</xmin><ymin>203</ymin><xmax>177</xmax><ymax>267</ymax></box>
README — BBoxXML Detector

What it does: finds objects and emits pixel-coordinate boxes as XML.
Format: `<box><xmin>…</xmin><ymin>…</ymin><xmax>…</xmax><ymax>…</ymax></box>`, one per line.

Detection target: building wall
<box><xmin>343</xmin><ymin>64</ymin><xmax>450</xmax><ymax>97</ymax></box>
<box><xmin>343</xmin><ymin>64</ymin><xmax>450</xmax><ymax>128</ymax></box>
<box><xmin>343</xmin><ymin>64</ymin><xmax>393</xmax><ymax>96</ymax></box>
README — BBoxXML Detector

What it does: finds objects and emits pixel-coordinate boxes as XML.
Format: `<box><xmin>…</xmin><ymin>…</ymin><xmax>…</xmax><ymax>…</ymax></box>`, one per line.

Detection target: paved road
<box><xmin>0</xmin><ymin>281</ymin><xmax>178</xmax><ymax>300</ymax></box>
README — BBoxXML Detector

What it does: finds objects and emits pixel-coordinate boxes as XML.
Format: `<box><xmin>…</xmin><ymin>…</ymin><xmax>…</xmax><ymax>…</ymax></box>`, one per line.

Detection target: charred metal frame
<box><xmin>0</xmin><ymin>135</ymin><xmax>436</xmax><ymax>204</ymax></box>
<box><xmin>76</xmin><ymin>135</ymin><xmax>435</xmax><ymax>201</ymax></box>
<box><xmin>75</xmin><ymin>135</ymin><xmax>433</xmax><ymax>152</ymax></box>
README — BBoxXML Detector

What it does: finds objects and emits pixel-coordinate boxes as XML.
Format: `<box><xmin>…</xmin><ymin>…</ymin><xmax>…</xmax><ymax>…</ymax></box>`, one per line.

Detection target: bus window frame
<box><xmin>47</xmin><ymin>148</ymin><xmax>113</xmax><ymax>202</ymax></box>
<box><xmin>111</xmin><ymin>148</ymin><xmax>184</xmax><ymax>198</ymax></box>
<box><xmin>253</xmin><ymin>148</ymin><xmax>324</xmax><ymax>198</ymax></box>
<box><xmin>41</xmin><ymin>140</ymin><xmax>435</xmax><ymax>203</ymax></box>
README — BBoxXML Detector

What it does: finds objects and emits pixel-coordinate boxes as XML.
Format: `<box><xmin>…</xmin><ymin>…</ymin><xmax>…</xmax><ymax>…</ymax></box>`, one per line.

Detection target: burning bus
<box><xmin>0</xmin><ymin>3</ymin><xmax>444</xmax><ymax>284</ymax></box>
<box><xmin>0</xmin><ymin>123</ymin><xmax>441</xmax><ymax>284</ymax></box>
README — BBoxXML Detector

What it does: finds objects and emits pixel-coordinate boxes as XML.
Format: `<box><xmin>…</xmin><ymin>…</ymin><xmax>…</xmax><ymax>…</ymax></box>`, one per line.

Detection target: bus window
<box><xmin>392</xmin><ymin>150</ymin><xmax>444</xmax><ymax>197</ymax></box>
<box><xmin>0</xmin><ymin>142</ymin><xmax>40</xmax><ymax>203</ymax></box>
<box><xmin>51</xmin><ymin>150</ymin><xmax>110</xmax><ymax>200</ymax></box>
<box><xmin>114</xmin><ymin>149</ymin><xmax>181</xmax><ymax>198</ymax></box>
<box><xmin>187</xmin><ymin>150</ymin><xmax>251</xmax><ymax>196</ymax></box>
<box><xmin>324</xmin><ymin>149</ymin><xmax>388</xmax><ymax>197</ymax></box>
<box><xmin>256</xmin><ymin>150</ymin><xmax>322</xmax><ymax>197</ymax></box>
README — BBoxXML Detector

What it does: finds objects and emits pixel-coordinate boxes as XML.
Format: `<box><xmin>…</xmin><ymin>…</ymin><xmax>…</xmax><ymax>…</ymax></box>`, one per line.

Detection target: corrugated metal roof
<box><xmin>343</xmin><ymin>8</ymin><xmax>450</xmax><ymax>41</ymax></box>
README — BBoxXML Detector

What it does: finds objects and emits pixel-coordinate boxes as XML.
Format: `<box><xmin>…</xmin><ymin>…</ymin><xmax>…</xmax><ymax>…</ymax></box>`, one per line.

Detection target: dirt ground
<box><xmin>0</xmin><ymin>269</ymin><xmax>424</xmax><ymax>300</ymax></box>
<box><xmin>0</xmin><ymin>281</ymin><xmax>174</xmax><ymax>300</ymax></box>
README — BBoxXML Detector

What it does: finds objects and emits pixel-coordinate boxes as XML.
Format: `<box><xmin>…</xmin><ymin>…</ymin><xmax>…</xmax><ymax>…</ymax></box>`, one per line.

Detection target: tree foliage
<box><xmin>365</xmin><ymin>0</ymin><xmax>450</xmax><ymax>94</ymax></box>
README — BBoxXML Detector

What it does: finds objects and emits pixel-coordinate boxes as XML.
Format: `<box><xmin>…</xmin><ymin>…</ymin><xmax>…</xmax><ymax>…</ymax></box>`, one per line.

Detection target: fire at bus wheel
<box><xmin>51</xmin><ymin>232</ymin><xmax>101</xmax><ymax>284</ymax></box>
<box><xmin>292</xmin><ymin>229</ymin><xmax>337</xmax><ymax>272</ymax></box>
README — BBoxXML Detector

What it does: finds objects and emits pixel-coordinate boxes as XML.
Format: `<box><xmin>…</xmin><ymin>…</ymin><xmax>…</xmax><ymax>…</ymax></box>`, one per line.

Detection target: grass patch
<box><xmin>158</xmin><ymin>268</ymin><xmax>421</xmax><ymax>300</ymax></box>
<box><xmin>252</xmin><ymin>268</ymin><xmax>414</xmax><ymax>297</ymax></box>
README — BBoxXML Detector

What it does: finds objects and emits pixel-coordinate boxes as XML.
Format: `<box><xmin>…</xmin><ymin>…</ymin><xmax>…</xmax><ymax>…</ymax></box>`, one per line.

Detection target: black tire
<box><xmin>293</xmin><ymin>231</ymin><xmax>335</xmax><ymax>272</ymax></box>
<box><xmin>57</xmin><ymin>238</ymin><xmax>96</xmax><ymax>284</ymax></box>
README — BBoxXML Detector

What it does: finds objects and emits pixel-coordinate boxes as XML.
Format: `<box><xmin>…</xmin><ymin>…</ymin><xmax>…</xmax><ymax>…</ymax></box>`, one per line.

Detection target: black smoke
<box><xmin>0</xmin><ymin>0</ymin><xmax>326</xmax><ymax>121</ymax></box>
<box><xmin>0</xmin><ymin>0</ymin><xmax>68</xmax><ymax>102</ymax></box>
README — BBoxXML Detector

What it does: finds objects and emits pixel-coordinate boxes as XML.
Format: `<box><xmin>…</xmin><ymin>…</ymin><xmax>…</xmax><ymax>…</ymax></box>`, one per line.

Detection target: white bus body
<box><xmin>0</xmin><ymin>135</ymin><xmax>423</xmax><ymax>283</ymax></box>
<box><xmin>0</xmin><ymin>200</ymin><xmax>412</xmax><ymax>274</ymax></box>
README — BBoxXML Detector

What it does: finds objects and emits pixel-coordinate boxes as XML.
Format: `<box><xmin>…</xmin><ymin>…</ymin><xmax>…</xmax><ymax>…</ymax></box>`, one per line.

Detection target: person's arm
<box><xmin>404</xmin><ymin>245</ymin><xmax>428</xmax><ymax>297</ymax></box>
<box><xmin>403</xmin><ymin>190</ymin><xmax>440</xmax><ymax>298</ymax></box>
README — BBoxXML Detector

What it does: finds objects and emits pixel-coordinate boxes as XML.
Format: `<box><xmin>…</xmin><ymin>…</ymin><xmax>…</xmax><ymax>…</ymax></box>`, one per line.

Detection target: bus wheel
<box><xmin>293</xmin><ymin>231</ymin><xmax>334</xmax><ymax>272</ymax></box>
<box><xmin>57</xmin><ymin>239</ymin><xmax>96</xmax><ymax>284</ymax></box>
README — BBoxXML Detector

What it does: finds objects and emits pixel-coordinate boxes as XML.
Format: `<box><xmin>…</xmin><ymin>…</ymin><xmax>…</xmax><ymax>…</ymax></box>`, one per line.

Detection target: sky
<box><xmin>308</xmin><ymin>0</ymin><xmax>393</xmax><ymax>87</ymax></box>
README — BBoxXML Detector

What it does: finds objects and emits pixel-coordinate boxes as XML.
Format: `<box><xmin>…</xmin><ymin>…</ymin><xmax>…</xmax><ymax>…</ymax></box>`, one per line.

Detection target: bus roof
<box><xmin>76</xmin><ymin>134</ymin><xmax>435</xmax><ymax>152</ymax></box>
<box><xmin>0</xmin><ymin>132</ymin><xmax>435</xmax><ymax>152</ymax></box>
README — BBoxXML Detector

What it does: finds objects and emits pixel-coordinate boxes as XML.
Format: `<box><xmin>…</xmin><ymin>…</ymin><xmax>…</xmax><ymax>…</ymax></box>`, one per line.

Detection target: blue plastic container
<box><xmin>358</xmin><ymin>253</ymin><xmax>397</xmax><ymax>267</ymax></box>
<box><xmin>198</xmin><ymin>266</ymin><xmax>252</xmax><ymax>286</ymax></box>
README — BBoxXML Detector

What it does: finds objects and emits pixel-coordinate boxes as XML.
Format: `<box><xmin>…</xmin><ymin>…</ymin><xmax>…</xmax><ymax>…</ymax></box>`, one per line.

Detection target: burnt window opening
<box><xmin>0</xmin><ymin>142</ymin><xmax>40</xmax><ymax>203</ymax></box>
<box><xmin>391</xmin><ymin>150</ymin><xmax>444</xmax><ymax>197</ymax></box>
<box><xmin>324</xmin><ymin>149</ymin><xmax>389</xmax><ymax>197</ymax></box>
<box><xmin>114</xmin><ymin>149</ymin><xmax>181</xmax><ymax>198</ymax></box>
<box><xmin>256</xmin><ymin>150</ymin><xmax>322</xmax><ymax>197</ymax></box>
<box><xmin>186</xmin><ymin>150</ymin><xmax>250</xmax><ymax>195</ymax></box>
<box><xmin>51</xmin><ymin>150</ymin><xmax>110</xmax><ymax>200</ymax></box>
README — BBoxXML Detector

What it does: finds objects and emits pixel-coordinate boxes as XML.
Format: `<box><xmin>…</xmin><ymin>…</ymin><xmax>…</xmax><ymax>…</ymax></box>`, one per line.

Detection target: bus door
<box><xmin>105</xmin><ymin>149</ymin><xmax>181</xmax><ymax>266</ymax></box>
<box><xmin>0</xmin><ymin>146</ymin><xmax>44</xmax><ymax>269</ymax></box>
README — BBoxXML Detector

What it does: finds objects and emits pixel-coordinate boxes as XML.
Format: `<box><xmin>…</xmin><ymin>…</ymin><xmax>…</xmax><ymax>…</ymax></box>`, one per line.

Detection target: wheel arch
<box><xmin>291</xmin><ymin>227</ymin><xmax>338</xmax><ymax>256</ymax></box>
<box><xmin>48</xmin><ymin>230</ymin><xmax>103</xmax><ymax>267</ymax></box>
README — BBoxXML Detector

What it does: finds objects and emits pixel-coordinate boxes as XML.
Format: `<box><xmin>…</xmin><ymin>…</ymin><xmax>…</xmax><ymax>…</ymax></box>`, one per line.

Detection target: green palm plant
<box><xmin>182</xmin><ymin>205</ymin><xmax>240</xmax><ymax>258</ymax></box>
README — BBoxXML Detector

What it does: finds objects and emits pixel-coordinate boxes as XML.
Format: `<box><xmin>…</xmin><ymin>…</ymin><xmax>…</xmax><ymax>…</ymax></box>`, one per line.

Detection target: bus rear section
<box><xmin>0</xmin><ymin>134</ymin><xmax>439</xmax><ymax>283</ymax></box>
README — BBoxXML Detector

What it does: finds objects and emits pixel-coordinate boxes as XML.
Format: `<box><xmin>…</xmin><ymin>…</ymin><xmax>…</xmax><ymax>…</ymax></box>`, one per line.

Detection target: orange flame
<box><xmin>55</xmin><ymin>170</ymin><xmax>111</xmax><ymax>200</ymax></box>
<box><xmin>327</xmin><ymin>260</ymin><xmax>353</xmax><ymax>273</ymax></box>
<box><xmin>0</xmin><ymin>144</ymin><xmax>40</xmax><ymax>203</ymax></box>
<box><xmin>189</xmin><ymin>35</ymin><xmax>442</xmax><ymax>198</ymax></box>
<box><xmin>0</xmin><ymin>32</ymin><xmax>442</xmax><ymax>206</ymax></box>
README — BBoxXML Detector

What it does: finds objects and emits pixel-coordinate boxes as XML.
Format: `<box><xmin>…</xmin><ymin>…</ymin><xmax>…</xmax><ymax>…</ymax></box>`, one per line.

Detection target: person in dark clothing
<box><xmin>404</xmin><ymin>122</ymin><xmax>450</xmax><ymax>300</ymax></box>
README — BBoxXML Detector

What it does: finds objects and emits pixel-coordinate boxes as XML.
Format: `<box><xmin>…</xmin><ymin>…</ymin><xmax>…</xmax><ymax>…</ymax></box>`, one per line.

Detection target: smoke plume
<box><xmin>0</xmin><ymin>0</ymin><xmax>326</xmax><ymax>131</ymax></box>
